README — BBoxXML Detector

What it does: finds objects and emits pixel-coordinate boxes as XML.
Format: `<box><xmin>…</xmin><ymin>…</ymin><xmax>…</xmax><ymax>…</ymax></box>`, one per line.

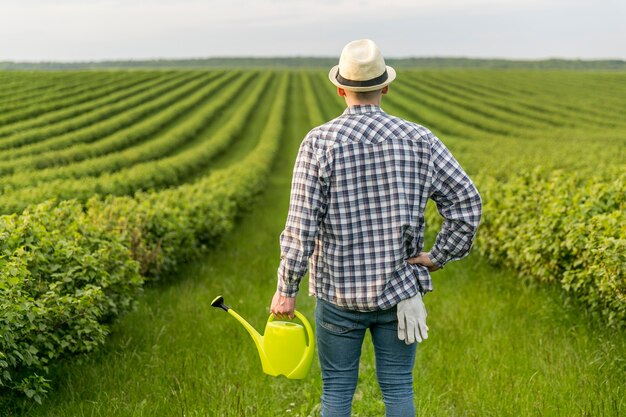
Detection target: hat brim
<box><xmin>328</xmin><ymin>65</ymin><xmax>396</xmax><ymax>92</ymax></box>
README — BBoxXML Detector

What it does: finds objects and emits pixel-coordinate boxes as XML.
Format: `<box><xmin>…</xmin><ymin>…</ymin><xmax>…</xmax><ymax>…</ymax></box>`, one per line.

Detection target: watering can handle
<box><xmin>268</xmin><ymin>311</ymin><xmax>314</xmax><ymax>346</ymax></box>
<box><xmin>267</xmin><ymin>310</ymin><xmax>315</xmax><ymax>379</ymax></box>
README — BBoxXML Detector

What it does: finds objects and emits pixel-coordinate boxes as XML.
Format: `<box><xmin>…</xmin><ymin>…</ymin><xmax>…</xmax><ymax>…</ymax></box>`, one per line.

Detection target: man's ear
<box><xmin>382</xmin><ymin>86</ymin><xmax>389</xmax><ymax>95</ymax></box>
<box><xmin>337</xmin><ymin>87</ymin><xmax>347</xmax><ymax>97</ymax></box>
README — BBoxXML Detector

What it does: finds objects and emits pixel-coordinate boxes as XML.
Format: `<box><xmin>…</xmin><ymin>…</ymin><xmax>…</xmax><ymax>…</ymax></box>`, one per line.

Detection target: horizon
<box><xmin>4</xmin><ymin>55</ymin><xmax>626</xmax><ymax>65</ymax></box>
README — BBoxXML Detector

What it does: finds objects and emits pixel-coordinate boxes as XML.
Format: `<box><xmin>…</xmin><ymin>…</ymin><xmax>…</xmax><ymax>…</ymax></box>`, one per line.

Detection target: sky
<box><xmin>1</xmin><ymin>0</ymin><xmax>625</xmax><ymax>62</ymax></box>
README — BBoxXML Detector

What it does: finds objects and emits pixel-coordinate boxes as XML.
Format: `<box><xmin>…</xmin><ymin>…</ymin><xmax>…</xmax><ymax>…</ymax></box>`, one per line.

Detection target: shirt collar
<box><xmin>342</xmin><ymin>104</ymin><xmax>385</xmax><ymax>116</ymax></box>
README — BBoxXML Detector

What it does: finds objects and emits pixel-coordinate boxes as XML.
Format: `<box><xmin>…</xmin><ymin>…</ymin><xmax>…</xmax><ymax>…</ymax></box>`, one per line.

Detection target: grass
<box><xmin>6</xmin><ymin>77</ymin><xmax>626</xmax><ymax>416</ymax></box>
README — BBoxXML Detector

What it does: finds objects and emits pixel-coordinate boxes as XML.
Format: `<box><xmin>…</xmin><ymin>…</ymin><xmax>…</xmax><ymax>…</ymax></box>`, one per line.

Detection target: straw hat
<box><xmin>328</xmin><ymin>39</ymin><xmax>396</xmax><ymax>92</ymax></box>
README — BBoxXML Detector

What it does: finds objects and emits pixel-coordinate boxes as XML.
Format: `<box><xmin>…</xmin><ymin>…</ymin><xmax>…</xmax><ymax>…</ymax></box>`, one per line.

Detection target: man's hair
<box><xmin>351</xmin><ymin>89</ymin><xmax>384</xmax><ymax>100</ymax></box>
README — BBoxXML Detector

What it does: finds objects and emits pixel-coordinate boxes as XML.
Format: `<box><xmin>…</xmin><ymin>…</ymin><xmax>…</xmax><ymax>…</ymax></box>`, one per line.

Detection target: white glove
<box><xmin>397</xmin><ymin>293</ymin><xmax>428</xmax><ymax>344</ymax></box>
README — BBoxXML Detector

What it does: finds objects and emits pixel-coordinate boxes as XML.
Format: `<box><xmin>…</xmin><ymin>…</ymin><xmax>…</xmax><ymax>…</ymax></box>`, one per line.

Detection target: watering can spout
<box><xmin>210</xmin><ymin>296</ymin><xmax>276</xmax><ymax>375</ymax></box>
<box><xmin>211</xmin><ymin>295</ymin><xmax>314</xmax><ymax>379</ymax></box>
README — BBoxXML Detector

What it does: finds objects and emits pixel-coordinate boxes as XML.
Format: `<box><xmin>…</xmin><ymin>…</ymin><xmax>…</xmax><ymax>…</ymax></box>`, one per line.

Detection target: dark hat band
<box><xmin>336</xmin><ymin>69</ymin><xmax>388</xmax><ymax>87</ymax></box>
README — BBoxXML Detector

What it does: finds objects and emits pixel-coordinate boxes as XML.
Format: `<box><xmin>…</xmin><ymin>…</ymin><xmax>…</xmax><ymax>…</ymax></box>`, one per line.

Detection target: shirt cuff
<box><xmin>428</xmin><ymin>248</ymin><xmax>447</xmax><ymax>268</ymax></box>
<box><xmin>277</xmin><ymin>280</ymin><xmax>300</xmax><ymax>298</ymax></box>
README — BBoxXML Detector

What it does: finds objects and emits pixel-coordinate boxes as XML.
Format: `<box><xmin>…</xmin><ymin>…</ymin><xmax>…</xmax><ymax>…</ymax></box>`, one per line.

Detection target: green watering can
<box><xmin>211</xmin><ymin>295</ymin><xmax>315</xmax><ymax>379</ymax></box>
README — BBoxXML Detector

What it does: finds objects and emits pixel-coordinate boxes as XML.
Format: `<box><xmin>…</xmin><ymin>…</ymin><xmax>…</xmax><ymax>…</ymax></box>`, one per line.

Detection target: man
<box><xmin>270</xmin><ymin>39</ymin><xmax>482</xmax><ymax>417</ymax></box>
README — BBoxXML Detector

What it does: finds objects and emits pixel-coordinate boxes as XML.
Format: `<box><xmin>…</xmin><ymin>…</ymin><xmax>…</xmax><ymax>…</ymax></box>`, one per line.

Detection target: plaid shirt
<box><xmin>277</xmin><ymin>104</ymin><xmax>482</xmax><ymax>311</ymax></box>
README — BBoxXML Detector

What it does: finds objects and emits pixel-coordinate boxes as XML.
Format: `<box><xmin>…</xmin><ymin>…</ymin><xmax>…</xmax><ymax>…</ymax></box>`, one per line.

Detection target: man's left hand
<box><xmin>270</xmin><ymin>290</ymin><xmax>296</xmax><ymax>319</ymax></box>
<box><xmin>407</xmin><ymin>252</ymin><xmax>440</xmax><ymax>272</ymax></box>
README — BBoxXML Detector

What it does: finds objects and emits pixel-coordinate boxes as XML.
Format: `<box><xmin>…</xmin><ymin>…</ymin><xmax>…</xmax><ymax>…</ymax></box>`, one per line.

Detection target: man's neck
<box><xmin>344</xmin><ymin>98</ymin><xmax>382</xmax><ymax>107</ymax></box>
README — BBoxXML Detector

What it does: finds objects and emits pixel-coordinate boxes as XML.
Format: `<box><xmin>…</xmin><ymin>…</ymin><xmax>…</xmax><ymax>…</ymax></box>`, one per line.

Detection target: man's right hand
<box><xmin>270</xmin><ymin>290</ymin><xmax>296</xmax><ymax>320</ymax></box>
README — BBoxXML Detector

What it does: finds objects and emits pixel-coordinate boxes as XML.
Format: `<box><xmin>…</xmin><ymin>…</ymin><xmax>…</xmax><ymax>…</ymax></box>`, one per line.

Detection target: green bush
<box><xmin>0</xmin><ymin>201</ymin><xmax>142</xmax><ymax>403</ymax></box>
<box><xmin>476</xmin><ymin>168</ymin><xmax>625</xmax><ymax>326</ymax></box>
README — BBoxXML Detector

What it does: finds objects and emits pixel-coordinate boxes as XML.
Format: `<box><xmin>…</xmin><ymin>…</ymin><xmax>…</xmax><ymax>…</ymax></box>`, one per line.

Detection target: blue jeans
<box><xmin>315</xmin><ymin>298</ymin><xmax>417</xmax><ymax>417</ymax></box>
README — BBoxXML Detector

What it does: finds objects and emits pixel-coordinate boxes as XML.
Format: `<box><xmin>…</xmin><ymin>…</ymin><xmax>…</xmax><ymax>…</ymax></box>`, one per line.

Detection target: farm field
<box><xmin>0</xmin><ymin>69</ymin><xmax>625</xmax><ymax>416</ymax></box>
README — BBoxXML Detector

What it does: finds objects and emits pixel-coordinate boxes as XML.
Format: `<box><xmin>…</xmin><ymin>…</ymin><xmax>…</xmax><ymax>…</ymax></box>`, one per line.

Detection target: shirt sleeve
<box><xmin>277</xmin><ymin>136</ymin><xmax>327</xmax><ymax>297</ymax></box>
<box><xmin>428</xmin><ymin>136</ymin><xmax>482</xmax><ymax>268</ymax></box>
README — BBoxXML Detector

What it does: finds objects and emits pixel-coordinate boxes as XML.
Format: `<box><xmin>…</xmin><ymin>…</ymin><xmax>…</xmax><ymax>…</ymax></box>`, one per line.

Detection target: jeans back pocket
<box><xmin>317</xmin><ymin>299</ymin><xmax>360</xmax><ymax>334</ymax></box>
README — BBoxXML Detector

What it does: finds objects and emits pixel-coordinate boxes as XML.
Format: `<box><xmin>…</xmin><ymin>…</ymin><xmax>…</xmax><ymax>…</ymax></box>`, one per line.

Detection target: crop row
<box><xmin>399</xmin><ymin>74</ymin><xmax>569</xmax><ymax>129</ymax></box>
<box><xmin>0</xmin><ymin>72</ymin><xmax>237</xmax><ymax>177</ymax></box>
<box><xmin>396</xmin><ymin>80</ymin><xmax>531</xmax><ymax>137</ymax></box>
<box><xmin>0</xmin><ymin>72</ymin><xmax>156</xmax><ymax>127</ymax></box>
<box><xmin>408</xmin><ymin>72</ymin><xmax>595</xmax><ymax>128</ymax></box>
<box><xmin>0</xmin><ymin>72</ymin><xmax>122</xmax><ymax>114</ymax></box>
<box><xmin>499</xmin><ymin>70</ymin><xmax>626</xmax><ymax>108</ymax></box>
<box><xmin>395</xmin><ymin>73</ymin><xmax>624</xmax><ymax>138</ymax></box>
<box><xmin>385</xmin><ymin>82</ymin><xmax>493</xmax><ymax>140</ymax></box>
<box><xmin>308</xmin><ymin>71</ymin><xmax>344</xmax><ymax>120</ymax></box>
<box><xmin>0</xmin><ymin>71</ymin><xmax>290</xmax><ymax>401</ymax></box>
<box><xmin>0</xmin><ymin>72</ymin><xmax>272</xmax><ymax>213</ymax></box>
<box><xmin>0</xmin><ymin>71</ymin><xmax>179</xmax><ymax>138</ymax></box>
<box><xmin>421</xmin><ymin>70</ymin><xmax>626</xmax><ymax>127</ymax></box>
<box><xmin>0</xmin><ymin>71</ymin><xmax>214</xmax><ymax>158</ymax></box>
<box><xmin>0</xmin><ymin>72</ymin><xmax>255</xmax><ymax>191</ymax></box>
<box><xmin>300</xmin><ymin>71</ymin><xmax>325</xmax><ymax>126</ymax></box>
